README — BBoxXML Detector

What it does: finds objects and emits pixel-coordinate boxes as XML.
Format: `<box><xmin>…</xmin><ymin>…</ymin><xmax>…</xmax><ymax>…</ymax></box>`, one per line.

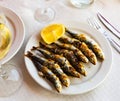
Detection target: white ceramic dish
<box><xmin>0</xmin><ymin>6</ymin><xmax>25</xmax><ymax>64</ymax></box>
<box><xmin>24</xmin><ymin>21</ymin><xmax>112</xmax><ymax>95</ymax></box>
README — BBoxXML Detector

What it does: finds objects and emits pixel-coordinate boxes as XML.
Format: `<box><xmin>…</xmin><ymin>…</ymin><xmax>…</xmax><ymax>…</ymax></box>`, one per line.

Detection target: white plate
<box><xmin>0</xmin><ymin>6</ymin><xmax>25</xmax><ymax>64</ymax></box>
<box><xmin>24</xmin><ymin>20</ymin><xmax>112</xmax><ymax>95</ymax></box>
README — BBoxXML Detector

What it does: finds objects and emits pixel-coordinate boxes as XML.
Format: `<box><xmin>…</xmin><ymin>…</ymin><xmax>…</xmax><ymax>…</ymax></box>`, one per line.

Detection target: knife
<box><xmin>97</xmin><ymin>12</ymin><xmax>120</xmax><ymax>39</ymax></box>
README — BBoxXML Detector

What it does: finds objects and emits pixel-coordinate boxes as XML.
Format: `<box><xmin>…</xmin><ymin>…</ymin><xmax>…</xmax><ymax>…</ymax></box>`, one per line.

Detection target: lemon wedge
<box><xmin>0</xmin><ymin>23</ymin><xmax>12</xmax><ymax>59</ymax></box>
<box><xmin>41</xmin><ymin>24</ymin><xmax>65</xmax><ymax>44</ymax></box>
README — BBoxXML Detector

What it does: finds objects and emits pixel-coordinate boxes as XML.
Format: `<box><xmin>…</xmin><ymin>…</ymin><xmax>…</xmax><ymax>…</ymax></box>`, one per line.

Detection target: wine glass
<box><xmin>0</xmin><ymin>14</ymin><xmax>23</xmax><ymax>97</ymax></box>
<box><xmin>70</xmin><ymin>0</ymin><xmax>94</xmax><ymax>8</ymax></box>
<box><xmin>34</xmin><ymin>0</ymin><xmax>55</xmax><ymax>24</ymax></box>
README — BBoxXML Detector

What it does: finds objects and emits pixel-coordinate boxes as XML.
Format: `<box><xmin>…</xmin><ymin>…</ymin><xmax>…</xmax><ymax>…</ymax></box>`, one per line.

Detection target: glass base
<box><xmin>0</xmin><ymin>64</ymin><xmax>22</xmax><ymax>97</ymax></box>
<box><xmin>34</xmin><ymin>7</ymin><xmax>55</xmax><ymax>24</ymax></box>
<box><xmin>70</xmin><ymin>0</ymin><xmax>94</xmax><ymax>8</ymax></box>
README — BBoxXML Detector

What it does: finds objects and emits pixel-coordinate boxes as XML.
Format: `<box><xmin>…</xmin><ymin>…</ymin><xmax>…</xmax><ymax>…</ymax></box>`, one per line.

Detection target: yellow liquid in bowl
<box><xmin>0</xmin><ymin>23</ymin><xmax>12</xmax><ymax>59</ymax></box>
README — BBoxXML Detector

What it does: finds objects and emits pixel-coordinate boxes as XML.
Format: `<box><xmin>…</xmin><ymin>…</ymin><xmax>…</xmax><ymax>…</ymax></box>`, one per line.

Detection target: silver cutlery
<box><xmin>87</xmin><ymin>17</ymin><xmax>120</xmax><ymax>54</ymax></box>
<box><xmin>97</xmin><ymin>12</ymin><xmax>120</xmax><ymax>39</ymax></box>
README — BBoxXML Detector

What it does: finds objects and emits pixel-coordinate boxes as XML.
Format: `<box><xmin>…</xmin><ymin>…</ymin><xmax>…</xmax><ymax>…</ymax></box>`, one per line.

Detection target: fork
<box><xmin>87</xmin><ymin>17</ymin><xmax>120</xmax><ymax>54</ymax></box>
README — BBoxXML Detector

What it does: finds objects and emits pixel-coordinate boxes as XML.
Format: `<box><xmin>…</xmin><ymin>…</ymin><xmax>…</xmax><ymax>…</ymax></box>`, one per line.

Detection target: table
<box><xmin>0</xmin><ymin>0</ymin><xmax>120</xmax><ymax>101</ymax></box>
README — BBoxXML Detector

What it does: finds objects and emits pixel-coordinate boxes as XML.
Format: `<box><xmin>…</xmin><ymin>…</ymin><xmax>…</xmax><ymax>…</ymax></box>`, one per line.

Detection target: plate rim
<box><xmin>0</xmin><ymin>5</ymin><xmax>25</xmax><ymax>64</ymax></box>
<box><xmin>24</xmin><ymin>21</ymin><xmax>112</xmax><ymax>95</ymax></box>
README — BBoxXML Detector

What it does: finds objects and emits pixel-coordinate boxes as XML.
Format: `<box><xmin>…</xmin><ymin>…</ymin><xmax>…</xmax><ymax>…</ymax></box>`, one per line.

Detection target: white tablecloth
<box><xmin>0</xmin><ymin>0</ymin><xmax>120</xmax><ymax>101</ymax></box>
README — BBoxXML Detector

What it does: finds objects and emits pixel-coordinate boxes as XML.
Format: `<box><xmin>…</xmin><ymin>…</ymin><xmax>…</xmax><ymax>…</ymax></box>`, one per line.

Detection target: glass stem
<box><xmin>0</xmin><ymin>63</ymin><xmax>8</xmax><ymax>79</ymax></box>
